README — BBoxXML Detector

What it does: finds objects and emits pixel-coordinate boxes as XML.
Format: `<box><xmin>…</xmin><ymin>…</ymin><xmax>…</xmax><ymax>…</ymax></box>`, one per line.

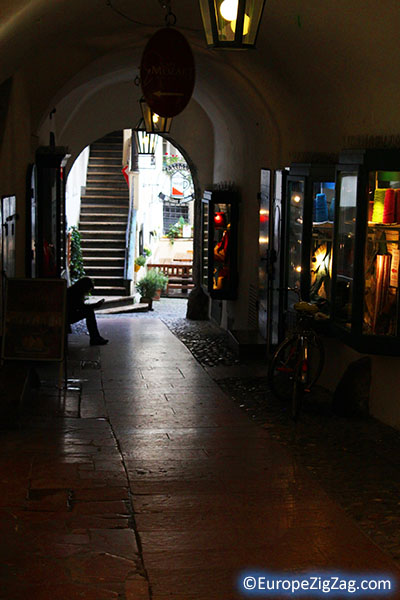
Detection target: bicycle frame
<box><xmin>268</xmin><ymin>286</ymin><xmax>325</xmax><ymax>419</ymax></box>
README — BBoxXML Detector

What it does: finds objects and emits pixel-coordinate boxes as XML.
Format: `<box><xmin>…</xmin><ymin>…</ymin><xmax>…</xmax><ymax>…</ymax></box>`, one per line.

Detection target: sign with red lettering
<box><xmin>140</xmin><ymin>27</ymin><xmax>195</xmax><ymax>118</ymax></box>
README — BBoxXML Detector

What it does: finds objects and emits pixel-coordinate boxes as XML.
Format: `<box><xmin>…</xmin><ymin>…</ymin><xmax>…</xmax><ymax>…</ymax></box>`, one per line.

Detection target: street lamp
<box><xmin>133</xmin><ymin>119</ymin><xmax>158</xmax><ymax>155</ymax></box>
<box><xmin>140</xmin><ymin>98</ymin><xmax>173</xmax><ymax>134</ymax></box>
<box><xmin>198</xmin><ymin>0</ymin><xmax>266</xmax><ymax>49</ymax></box>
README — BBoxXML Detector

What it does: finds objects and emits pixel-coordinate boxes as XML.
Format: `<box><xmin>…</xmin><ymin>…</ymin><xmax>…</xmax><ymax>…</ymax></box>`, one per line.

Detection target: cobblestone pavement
<box><xmin>159</xmin><ymin>312</ymin><xmax>400</xmax><ymax>565</ymax></box>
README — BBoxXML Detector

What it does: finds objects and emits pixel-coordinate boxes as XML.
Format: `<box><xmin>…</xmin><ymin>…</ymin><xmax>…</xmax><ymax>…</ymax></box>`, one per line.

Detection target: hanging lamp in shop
<box><xmin>198</xmin><ymin>0</ymin><xmax>266</xmax><ymax>49</ymax></box>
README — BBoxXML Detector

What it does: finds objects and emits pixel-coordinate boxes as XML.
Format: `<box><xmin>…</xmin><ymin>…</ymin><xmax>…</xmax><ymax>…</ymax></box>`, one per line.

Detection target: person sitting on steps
<box><xmin>67</xmin><ymin>276</ymin><xmax>108</xmax><ymax>346</ymax></box>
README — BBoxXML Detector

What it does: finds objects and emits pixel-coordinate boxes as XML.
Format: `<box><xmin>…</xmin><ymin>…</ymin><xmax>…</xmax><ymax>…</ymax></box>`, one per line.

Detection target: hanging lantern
<box><xmin>140</xmin><ymin>98</ymin><xmax>173</xmax><ymax>134</ymax></box>
<box><xmin>133</xmin><ymin>119</ymin><xmax>158</xmax><ymax>155</ymax></box>
<box><xmin>198</xmin><ymin>0</ymin><xmax>266</xmax><ymax>49</ymax></box>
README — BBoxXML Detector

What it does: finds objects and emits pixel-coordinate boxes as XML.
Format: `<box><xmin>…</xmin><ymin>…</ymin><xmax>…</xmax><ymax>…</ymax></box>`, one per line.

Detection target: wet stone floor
<box><xmin>163</xmin><ymin>315</ymin><xmax>400</xmax><ymax>565</ymax></box>
<box><xmin>2</xmin><ymin>302</ymin><xmax>400</xmax><ymax>599</ymax></box>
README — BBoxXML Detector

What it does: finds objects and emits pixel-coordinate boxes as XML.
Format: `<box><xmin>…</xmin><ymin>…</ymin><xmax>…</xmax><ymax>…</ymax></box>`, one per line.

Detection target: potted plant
<box><xmin>143</xmin><ymin>246</ymin><xmax>152</xmax><ymax>258</ymax></box>
<box><xmin>151</xmin><ymin>268</ymin><xmax>168</xmax><ymax>301</ymax></box>
<box><xmin>134</xmin><ymin>255</ymin><xmax>146</xmax><ymax>272</ymax></box>
<box><xmin>166</xmin><ymin>223</ymin><xmax>181</xmax><ymax>245</ymax></box>
<box><xmin>136</xmin><ymin>270</ymin><xmax>160</xmax><ymax>309</ymax></box>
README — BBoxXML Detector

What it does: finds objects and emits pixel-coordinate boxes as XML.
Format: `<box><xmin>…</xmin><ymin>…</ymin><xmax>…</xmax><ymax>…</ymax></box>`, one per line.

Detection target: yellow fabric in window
<box><xmin>371</xmin><ymin>188</ymin><xmax>387</xmax><ymax>222</ymax></box>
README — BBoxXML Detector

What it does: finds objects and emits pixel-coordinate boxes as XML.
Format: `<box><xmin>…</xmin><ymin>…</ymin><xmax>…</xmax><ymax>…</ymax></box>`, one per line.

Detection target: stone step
<box><xmin>89</xmin><ymin>295</ymin><xmax>148</xmax><ymax>313</ymax></box>
<box><xmin>90</xmin><ymin>148</ymin><xmax>121</xmax><ymax>156</ymax></box>
<box><xmin>84</xmin><ymin>253</ymin><xmax>125</xmax><ymax>262</ymax></box>
<box><xmin>87</xmin><ymin>164</ymin><xmax>125</xmax><ymax>175</ymax></box>
<box><xmin>79</xmin><ymin>131</ymin><xmax>130</xmax><ymax>297</ymax></box>
<box><xmin>90</xmin><ymin>275</ymin><xmax>125</xmax><ymax>286</ymax></box>
<box><xmin>96</xmin><ymin>134</ymin><xmax>122</xmax><ymax>144</ymax></box>
<box><xmin>81</xmin><ymin>238</ymin><xmax>126</xmax><ymax>248</ymax></box>
<box><xmin>88</xmin><ymin>161</ymin><xmax>121</xmax><ymax>170</ymax></box>
<box><xmin>85</xmin><ymin>267</ymin><xmax>125</xmax><ymax>277</ymax></box>
<box><xmin>89</xmin><ymin>155</ymin><xmax>121</xmax><ymax>161</ymax></box>
<box><xmin>97</xmin><ymin>302</ymin><xmax>150</xmax><ymax>314</ymax></box>
<box><xmin>79</xmin><ymin>221</ymin><xmax>127</xmax><ymax>232</ymax></box>
<box><xmin>86</xmin><ymin>180</ymin><xmax>127</xmax><ymax>189</ymax></box>
<box><xmin>87</xmin><ymin>172</ymin><xmax>126</xmax><ymax>180</ymax></box>
<box><xmin>80</xmin><ymin>213</ymin><xmax>128</xmax><ymax>223</ymax></box>
<box><xmin>83</xmin><ymin>254</ymin><xmax>125</xmax><ymax>269</ymax></box>
<box><xmin>80</xmin><ymin>230</ymin><xmax>126</xmax><ymax>240</ymax></box>
<box><xmin>91</xmin><ymin>294</ymin><xmax>134</xmax><ymax>310</ymax></box>
<box><xmin>91</xmin><ymin>285</ymin><xmax>127</xmax><ymax>296</ymax></box>
<box><xmin>81</xmin><ymin>204</ymin><xmax>129</xmax><ymax>214</ymax></box>
<box><xmin>83</xmin><ymin>191</ymin><xmax>128</xmax><ymax>199</ymax></box>
<box><xmin>82</xmin><ymin>190</ymin><xmax>129</xmax><ymax>199</ymax></box>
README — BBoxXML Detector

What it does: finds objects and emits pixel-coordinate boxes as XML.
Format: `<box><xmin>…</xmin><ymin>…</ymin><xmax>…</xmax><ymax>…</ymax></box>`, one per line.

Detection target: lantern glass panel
<box><xmin>133</xmin><ymin>128</ymin><xmax>158</xmax><ymax>155</ymax></box>
<box><xmin>199</xmin><ymin>0</ymin><xmax>265</xmax><ymax>48</ymax></box>
<box><xmin>243</xmin><ymin>0</ymin><xmax>265</xmax><ymax>45</ymax></box>
<box><xmin>141</xmin><ymin>100</ymin><xmax>172</xmax><ymax>134</ymax></box>
<box><xmin>199</xmin><ymin>0</ymin><xmax>214</xmax><ymax>46</ymax></box>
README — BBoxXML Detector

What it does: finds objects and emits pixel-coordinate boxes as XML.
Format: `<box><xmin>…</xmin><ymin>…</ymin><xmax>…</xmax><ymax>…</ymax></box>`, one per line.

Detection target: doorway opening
<box><xmin>65</xmin><ymin>129</ymin><xmax>196</xmax><ymax>304</ymax></box>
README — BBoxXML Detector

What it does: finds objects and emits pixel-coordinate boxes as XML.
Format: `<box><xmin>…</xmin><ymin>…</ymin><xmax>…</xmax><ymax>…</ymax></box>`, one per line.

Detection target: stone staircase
<box><xmin>79</xmin><ymin>131</ymin><xmax>130</xmax><ymax>297</ymax></box>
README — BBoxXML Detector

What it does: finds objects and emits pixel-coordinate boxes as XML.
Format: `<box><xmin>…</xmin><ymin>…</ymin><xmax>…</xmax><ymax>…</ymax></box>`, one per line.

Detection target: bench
<box><xmin>147</xmin><ymin>262</ymin><xmax>193</xmax><ymax>297</ymax></box>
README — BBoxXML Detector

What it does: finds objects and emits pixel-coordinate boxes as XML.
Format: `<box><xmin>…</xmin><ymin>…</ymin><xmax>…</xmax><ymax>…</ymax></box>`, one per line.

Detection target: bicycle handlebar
<box><xmin>274</xmin><ymin>286</ymin><xmax>302</xmax><ymax>300</ymax></box>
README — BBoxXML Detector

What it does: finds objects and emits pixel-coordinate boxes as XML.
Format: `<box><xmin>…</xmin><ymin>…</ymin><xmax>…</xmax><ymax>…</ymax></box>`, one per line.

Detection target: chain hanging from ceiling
<box><xmin>158</xmin><ymin>0</ymin><xmax>176</xmax><ymax>26</ymax></box>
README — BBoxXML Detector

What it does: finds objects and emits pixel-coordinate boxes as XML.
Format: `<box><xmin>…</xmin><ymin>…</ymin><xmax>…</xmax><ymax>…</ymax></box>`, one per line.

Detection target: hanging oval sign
<box><xmin>140</xmin><ymin>27</ymin><xmax>196</xmax><ymax>118</ymax></box>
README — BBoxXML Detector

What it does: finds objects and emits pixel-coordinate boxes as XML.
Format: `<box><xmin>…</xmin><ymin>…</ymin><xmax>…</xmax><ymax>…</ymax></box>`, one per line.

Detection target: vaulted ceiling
<box><xmin>1</xmin><ymin>0</ymin><xmax>399</xmax><ymax>168</ymax></box>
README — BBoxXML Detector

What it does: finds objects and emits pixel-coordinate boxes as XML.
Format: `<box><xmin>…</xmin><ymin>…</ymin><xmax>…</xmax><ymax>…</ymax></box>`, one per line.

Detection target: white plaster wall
<box><xmin>65</xmin><ymin>146</ymin><xmax>89</xmax><ymax>228</ymax></box>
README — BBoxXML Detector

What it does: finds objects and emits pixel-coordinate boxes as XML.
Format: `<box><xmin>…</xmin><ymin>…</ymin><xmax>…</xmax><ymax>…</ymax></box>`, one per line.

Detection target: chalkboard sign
<box><xmin>2</xmin><ymin>278</ymin><xmax>66</xmax><ymax>361</ymax></box>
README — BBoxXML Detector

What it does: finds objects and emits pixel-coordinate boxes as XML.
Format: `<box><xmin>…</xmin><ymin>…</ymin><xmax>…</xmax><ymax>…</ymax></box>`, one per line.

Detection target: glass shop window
<box><xmin>335</xmin><ymin>173</ymin><xmax>358</xmax><ymax>328</ymax></box>
<box><xmin>310</xmin><ymin>181</ymin><xmax>335</xmax><ymax>309</ymax></box>
<box><xmin>363</xmin><ymin>170</ymin><xmax>400</xmax><ymax>336</ymax></box>
<box><xmin>287</xmin><ymin>180</ymin><xmax>304</xmax><ymax>293</ymax></box>
<box><xmin>212</xmin><ymin>203</ymin><xmax>232</xmax><ymax>292</ymax></box>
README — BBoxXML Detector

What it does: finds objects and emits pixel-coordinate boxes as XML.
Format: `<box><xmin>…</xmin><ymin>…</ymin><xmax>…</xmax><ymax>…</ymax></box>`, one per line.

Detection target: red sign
<box><xmin>140</xmin><ymin>28</ymin><xmax>195</xmax><ymax>118</ymax></box>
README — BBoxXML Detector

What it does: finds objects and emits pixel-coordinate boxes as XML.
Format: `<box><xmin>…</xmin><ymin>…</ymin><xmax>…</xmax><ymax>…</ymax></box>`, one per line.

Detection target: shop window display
<box><xmin>333</xmin><ymin>149</ymin><xmax>400</xmax><ymax>354</ymax></box>
<box><xmin>285</xmin><ymin>164</ymin><xmax>336</xmax><ymax>317</ymax></box>
<box><xmin>201</xmin><ymin>189</ymin><xmax>239</xmax><ymax>299</ymax></box>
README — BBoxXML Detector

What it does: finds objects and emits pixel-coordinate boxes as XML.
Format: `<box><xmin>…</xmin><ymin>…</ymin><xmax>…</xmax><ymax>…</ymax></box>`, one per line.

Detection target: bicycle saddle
<box><xmin>293</xmin><ymin>301</ymin><xmax>319</xmax><ymax>314</ymax></box>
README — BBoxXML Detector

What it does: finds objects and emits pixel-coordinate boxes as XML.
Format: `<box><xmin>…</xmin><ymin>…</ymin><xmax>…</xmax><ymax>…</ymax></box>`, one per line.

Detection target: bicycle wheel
<box><xmin>268</xmin><ymin>336</ymin><xmax>300</xmax><ymax>401</ymax></box>
<box><xmin>291</xmin><ymin>359</ymin><xmax>304</xmax><ymax>421</ymax></box>
<box><xmin>268</xmin><ymin>333</ymin><xmax>324</xmax><ymax>402</ymax></box>
<box><xmin>304</xmin><ymin>331</ymin><xmax>325</xmax><ymax>389</ymax></box>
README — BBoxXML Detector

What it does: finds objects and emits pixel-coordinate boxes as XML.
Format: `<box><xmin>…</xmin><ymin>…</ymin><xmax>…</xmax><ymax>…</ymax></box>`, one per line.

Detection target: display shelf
<box><xmin>284</xmin><ymin>163</ymin><xmax>336</xmax><ymax>316</ymax></box>
<box><xmin>332</xmin><ymin>148</ymin><xmax>400</xmax><ymax>355</ymax></box>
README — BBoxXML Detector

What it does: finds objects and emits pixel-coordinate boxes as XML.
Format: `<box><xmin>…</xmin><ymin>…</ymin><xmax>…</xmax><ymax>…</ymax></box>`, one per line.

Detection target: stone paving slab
<box><xmin>0</xmin><ymin>335</ymin><xmax>150</xmax><ymax>599</ymax></box>
<box><xmin>101</xmin><ymin>317</ymin><xmax>400</xmax><ymax>598</ymax></box>
<box><xmin>1</xmin><ymin>314</ymin><xmax>400</xmax><ymax>599</ymax></box>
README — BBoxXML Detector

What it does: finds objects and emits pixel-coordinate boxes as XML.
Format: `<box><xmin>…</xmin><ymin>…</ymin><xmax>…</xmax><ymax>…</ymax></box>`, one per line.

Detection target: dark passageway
<box><xmin>0</xmin><ymin>313</ymin><xmax>399</xmax><ymax>599</ymax></box>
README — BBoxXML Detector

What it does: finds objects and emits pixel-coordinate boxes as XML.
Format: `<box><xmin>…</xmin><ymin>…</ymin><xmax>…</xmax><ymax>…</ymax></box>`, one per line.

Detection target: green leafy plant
<box><xmin>151</xmin><ymin>268</ymin><xmax>168</xmax><ymax>292</ymax></box>
<box><xmin>68</xmin><ymin>226</ymin><xmax>85</xmax><ymax>283</ymax></box>
<box><xmin>135</xmin><ymin>255</ymin><xmax>146</xmax><ymax>267</ymax></box>
<box><xmin>166</xmin><ymin>217</ymin><xmax>187</xmax><ymax>244</ymax></box>
<box><xmin>143</xmin><ymin>247</ymin><xmax>152</xmax><ymax>258</ymax></box>
<box><xmin>136</xmin><ymin>268</ymin><xmax>169</xmax><ymax>298</ymax></box>
<box><xmin>166</xmin><ymin>224</ymin><xmax>180</xmax><ymax>244</ymax></box>
<box><xmin>136</xmin><ymin>272</ymin><xmax>159</xmax><ymax>298</ymax></box>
